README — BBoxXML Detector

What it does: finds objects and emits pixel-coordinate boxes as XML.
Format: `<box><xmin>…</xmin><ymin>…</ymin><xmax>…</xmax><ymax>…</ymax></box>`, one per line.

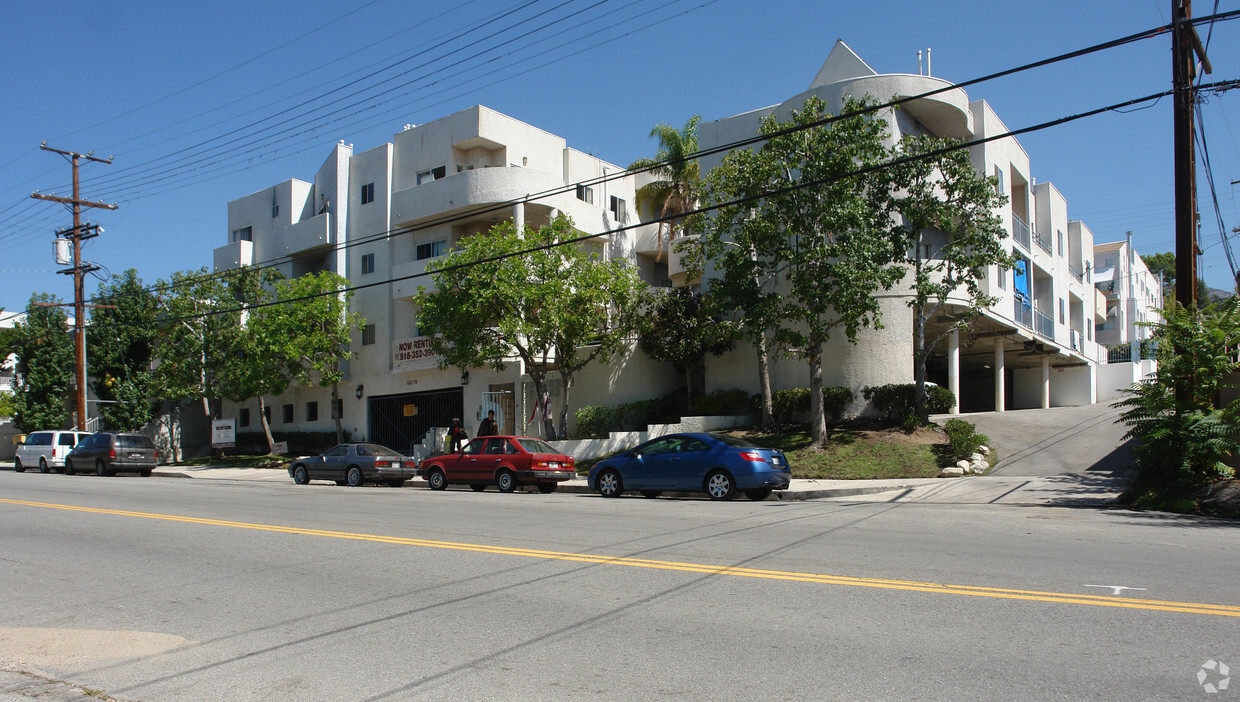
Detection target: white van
<box><xmin>14</xmin><ymin>431</ymin><xmax>88</xmax><ymax>473</ymax></box>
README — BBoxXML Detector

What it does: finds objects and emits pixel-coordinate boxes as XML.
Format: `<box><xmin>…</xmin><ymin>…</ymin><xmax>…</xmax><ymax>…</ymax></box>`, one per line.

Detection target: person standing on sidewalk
<box><xmin>446</xmin><ymin>418</ymin><xmax>469</xmax><ymax>453</ymax></box>
<box><xmin>478</xmin><ymin>410</ymin><xmax>498</xmax><ymax>437</ymax></box>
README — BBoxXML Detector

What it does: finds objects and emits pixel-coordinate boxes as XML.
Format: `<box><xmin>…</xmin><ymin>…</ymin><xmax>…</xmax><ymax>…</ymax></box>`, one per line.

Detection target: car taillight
<box><xmin>375</xmin><ymin>460</ymin><xmax>391</xmax><ymax>468</ymax></box>
<box><xmin>740</xmin><ymin>451</ymin><xmax>767</xmax><ymax>463</ymax></box>
<box><xmin>109</xmin><ymin>448</ymin><xmax>117</xmax><ymax>458</ymax></box>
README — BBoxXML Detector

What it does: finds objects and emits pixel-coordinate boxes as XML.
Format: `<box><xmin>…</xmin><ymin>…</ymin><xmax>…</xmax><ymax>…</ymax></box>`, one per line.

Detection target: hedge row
<box><xmin>861</xmin><ymin>383</ymin><xmax>955</xmax><ymax>424</ymax></box>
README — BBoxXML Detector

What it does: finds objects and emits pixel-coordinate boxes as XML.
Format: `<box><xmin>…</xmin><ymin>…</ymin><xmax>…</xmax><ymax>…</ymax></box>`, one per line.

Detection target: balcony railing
<box><xmin>1033</xmin><ymin>228</ymin><xmax>1053</xmax><ymax>255</ymax></box>
<box><xmin>1011</xmin><ymin>215</ymin><xmax>1031</xmax><ymax>251</ymax></box>
<box><xmin>1034</xmin><ymin>308</ymin><xmax>1055</xmax><ymax>340</ymax></box>
<box><xmin>1014</xmin><ymin>298</ymin><xmax>1032</xmax><ymax>329</ymax></box>
<box><xmin>1069</xmin><ymin>263</ymin><xmax>1083</xmax><ymax>282</ymax></box>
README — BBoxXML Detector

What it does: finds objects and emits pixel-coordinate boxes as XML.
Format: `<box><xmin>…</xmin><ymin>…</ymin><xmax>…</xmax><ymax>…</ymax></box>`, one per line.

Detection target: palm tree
<box><xmin>629</xmin><ymin>116</ymin><xmax>701</xmax><ymax>262</ymax></box>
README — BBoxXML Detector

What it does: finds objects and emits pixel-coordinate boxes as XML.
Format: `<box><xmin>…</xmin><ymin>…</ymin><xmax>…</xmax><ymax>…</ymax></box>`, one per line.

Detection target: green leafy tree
<box><xmin>419</xmin><ymin>215</ymin><xmax>646</xmax><ymax>439</ymax></box>
<box><xmin>882</xmin><ymin>135</ymin><xmax>1012</xmax><ymax>422</ymax></box>
<box><xmin>1116</xmin><ymin>300</ymin><xmax>1240</xmax><ymax>491</ymax></box>
<box><xmin>219</xmin><ymin>267</ymin><xmax>289</xmax><ymax>454</ymax></box>
<box><xmin>0</xmin><ymin>391</ymin><xmax>14</xmax><ymax>418</ymax></box>
<box><xmin>629</xmin><ymin>116</ymin><xmax>701</xmax><ymax>261</ymax></box>
<box><xmin>262</xmin><ymin>271</ymin><xmax>364</xmax><ymax>445</ymax></box>
<box><xmin>88</xmin><ymin>269</ymin><xmax>159</xmax><ymax>431</ymax></box>
<box><xmin>692</xmin><ymin>96</ymin><xmax>900</xmax><ymax>446</ymax></box>
<box><xmin>11</xmin><ymin>293</ymin><xmax>74</xmax><ymax>432</ymax></box>
<box><xmin>1141</xmin><ymin>251</ymin><xmax>1210</xmax><ymax>305</ymax></box>
<box><xmin>638</xmin><ymin>287</ymin><xmax>734</xmax><ymax>408</ymax></box>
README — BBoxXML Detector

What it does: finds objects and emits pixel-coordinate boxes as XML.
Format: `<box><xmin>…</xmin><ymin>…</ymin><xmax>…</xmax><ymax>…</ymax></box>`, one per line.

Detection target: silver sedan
<box><xmin>287</xmin><ymin>443</ymin><xmax>414</xmax><ymax>487</ymax></box>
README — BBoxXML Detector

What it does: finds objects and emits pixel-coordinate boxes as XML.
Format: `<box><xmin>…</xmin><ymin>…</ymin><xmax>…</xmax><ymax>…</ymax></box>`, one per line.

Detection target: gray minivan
<box><xmin>14</xmin><ymin>431</ymin><xmax>88</xmax><ymax>473</ymax></box>
<box><xmin>65</xmin><ymin>432</ymin><xmax>159</xmax><ymax>476</ymax></box>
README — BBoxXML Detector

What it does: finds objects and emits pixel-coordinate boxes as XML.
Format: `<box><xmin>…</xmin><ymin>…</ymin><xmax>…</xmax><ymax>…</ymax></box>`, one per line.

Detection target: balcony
<box><xmin>213</xmin><ymin>240</ymin><xmax>253</xmax><ymax>271</ymax></box>
<box><xmin>1014</xmin><ymin>297</ymin><xmax>1032</xmax><ymax>329</ymax></box>
<box><xmin>667</xmin><ymin>233</ymin><xmax>700</xmax><ymax>287</ymax></box>
<box><xmin>281</xmin><ymin>213</ymin><xmax>332</xmax><ymax>256</ymax></box>
<box><xmin>1034</xmin><ymin>308</ymin><xmax>1055</xmax><ymax>341</ymax></box>
<box><xmin>1011</xmin><ymin>215</ymin><xmax>1031</xmax><ymax>251</ymax></box>
<box><xmin>1068</xmin><ymin>263</ymin><xmax>1083</xmax><ymax>282</ymax></box>
<box><xmin>392</xmin><ymin>257</ymin><xmax>440</xmax><ymax>300</ymax></box>
<box><xmin>391</xmin><ymin>167</ymin><xmax>566</xmax><ymax>226</ymax></box>
<box><xmin>1033</xmin><ymin>228</ymin><xmax>1053</xmax><ymax>255</ymax></box>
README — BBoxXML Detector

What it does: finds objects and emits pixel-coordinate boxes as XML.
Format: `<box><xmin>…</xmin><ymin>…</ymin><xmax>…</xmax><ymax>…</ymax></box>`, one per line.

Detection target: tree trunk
<box><xmin>756</xmin><ymin>333</ymin><xmax>773</xmax><ymax>428</ymax></box>
<box><xmin>527</xmin><ymin>370</ymin><xmax>551</xmax><ymax>440</ymax></box>
<box><xmin>557</xmin><ymin>371</ymin><xmax>573</xmax><ymax>440</ymax></box>
<box><xmin>808</xmin><ymin>343</ymin><xmax>827</xmax><ymax>448</ymax></box>
<box><xmin>913</xmin><ymin>305</ymin><xmax>928</xmax><ymax>423</ymax></box>
<box><xmin>331</xmin><ymin>382</ymin><xmax>344</xmax><ymax>444</ymax></box>
<box><xmin>259</xmin><ymin>397</ymin><xmax>277</xmax><ymax>455</ymax></box>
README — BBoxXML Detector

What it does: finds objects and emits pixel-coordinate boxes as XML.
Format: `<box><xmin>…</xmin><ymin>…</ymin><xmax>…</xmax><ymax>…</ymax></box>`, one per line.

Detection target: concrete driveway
<box><xmin>847</xmin><ymin>403</ymin><xmax>1134</xmax><ymax>506</ymax></box>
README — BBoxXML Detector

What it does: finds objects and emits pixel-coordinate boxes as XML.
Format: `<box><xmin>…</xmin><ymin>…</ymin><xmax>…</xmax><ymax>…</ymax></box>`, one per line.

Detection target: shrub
<box><xmin>574</xmin><ymin>405</ymin><xmax>621</xmax><ymax>439</ymax></box>
<box><xmin>573</xmin><ymin>390</ymin><xmax>688</xmax><ymax>438</ymax></box>
<box><xmin>771</xmin><ymin>388</ymin><xmax>811</xmax><ymax>424</ymax></box>
<box><xmin>689</xmin><ymin>388</ymin><xmax>755</xmax><ymax>417</ymax></box>
<box><xmin>822</xmin><ymin>386</ymin><xmax>854</xmax><ymax>422</ymax></box>
<box><xmin>863</xmin><ymin>383</ymin><xmax>955</xmax><ymax>425</ymax></box>
<box><xmin>941</xmin><ymin>418</ymin><xmax>989</xmax><ymax>464</ymax></box>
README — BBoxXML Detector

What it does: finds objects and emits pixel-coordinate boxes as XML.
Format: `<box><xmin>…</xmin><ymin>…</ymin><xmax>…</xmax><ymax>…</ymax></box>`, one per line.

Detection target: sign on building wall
<box><xmin>393</xmin><ymin>336</ymin><xmax>443</xmax><ymax>372</ymax></box>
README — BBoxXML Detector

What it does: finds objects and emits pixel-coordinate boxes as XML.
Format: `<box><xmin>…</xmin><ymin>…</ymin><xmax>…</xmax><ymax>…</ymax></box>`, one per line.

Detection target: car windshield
<box><xmin>117</xmin><ymin>435</ymin><xmax>154</xmax><ymax>449</ymax></box>
<box><xmin>516</xmin><ymin>438</ymin><xmax>558</xmax><ymax>455</ymax></box>
<box><xmin>712</xmin><ymin>434</ymin><xmax>759</xmax><ymax>449</ymax></box>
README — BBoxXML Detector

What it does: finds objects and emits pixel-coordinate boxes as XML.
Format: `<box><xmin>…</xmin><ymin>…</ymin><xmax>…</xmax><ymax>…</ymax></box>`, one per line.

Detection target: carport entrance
<box><xmin>368</xmin><ymin>388</ymin><xmax>463</xmax><ymax>454</ymax></box>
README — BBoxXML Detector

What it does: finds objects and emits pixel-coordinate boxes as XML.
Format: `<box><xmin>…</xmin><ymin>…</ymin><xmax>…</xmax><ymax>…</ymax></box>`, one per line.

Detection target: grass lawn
<box><xmin>574</xmin><ymin>423</ymin><xmax>956</xmax><ymax>480</ymax></box>
<box><xmin>734</xmin><ymin>425</ymin><xmax>945</xmax><ymax>480</ymax></box>
<box><xmin>172</xmin><ymin>454</ymin><xmax>288</xmax><ymax>468</ymax></box>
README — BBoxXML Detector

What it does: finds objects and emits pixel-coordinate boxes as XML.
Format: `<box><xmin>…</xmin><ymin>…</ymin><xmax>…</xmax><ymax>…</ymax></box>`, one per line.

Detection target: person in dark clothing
<box><xmin>478</xmin><ymin>410</ymin><xmax>498</xmax><ymax>437</ymax></box>
<box><xmin>447</xmin><ymin>418</ymin><xmax>469</xmax><ymax>452</ymax></box>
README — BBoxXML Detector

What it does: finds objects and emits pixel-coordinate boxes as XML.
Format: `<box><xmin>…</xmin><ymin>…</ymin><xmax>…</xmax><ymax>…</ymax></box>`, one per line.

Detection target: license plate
<box><xmin>129</xmin><ymin>453</ymin><xmax>143</xmax><ymax>458</ymax></box>
<box><xmin>772</xmin><ymin>457</ymin><xmax>783</xmax><ymax>465</ymax></box>
<box><xmin>549</xmin><ymin>462</ymin><xmax>561</xmax><ymax>469</ymax></box>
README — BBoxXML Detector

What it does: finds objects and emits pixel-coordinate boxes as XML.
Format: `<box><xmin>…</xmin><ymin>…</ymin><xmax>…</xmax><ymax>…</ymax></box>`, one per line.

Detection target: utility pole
<box><xmin>30</xmin><ymin>144</ymin><xmax>117</xmax><ymax>431</ymax></box>
<box><xmin>1172</xmin><ymin>0</ymin><xmax>1211</xmax><ymax>309</ymax></box>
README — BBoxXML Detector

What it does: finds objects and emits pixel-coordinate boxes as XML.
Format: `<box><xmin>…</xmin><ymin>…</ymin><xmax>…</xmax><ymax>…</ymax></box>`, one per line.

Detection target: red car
<box><xmin>419</xmin><ymin>436</ymin><xmax>576</xmax><ymax>493</ymax></box>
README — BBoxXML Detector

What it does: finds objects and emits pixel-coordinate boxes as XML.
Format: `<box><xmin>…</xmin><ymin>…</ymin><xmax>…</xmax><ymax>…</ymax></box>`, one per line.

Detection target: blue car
<box><xmin>587</xmin><ymin>432</ymin><xmax>791</xmax><ymax>501</ymax></box>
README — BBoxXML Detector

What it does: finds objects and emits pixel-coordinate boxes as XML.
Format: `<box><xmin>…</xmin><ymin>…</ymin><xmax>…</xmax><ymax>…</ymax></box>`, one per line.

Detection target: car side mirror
<box><xmin>625</xmin><ymin>449</ymin><xmax>638</xmax><ymax>458</ymax></box>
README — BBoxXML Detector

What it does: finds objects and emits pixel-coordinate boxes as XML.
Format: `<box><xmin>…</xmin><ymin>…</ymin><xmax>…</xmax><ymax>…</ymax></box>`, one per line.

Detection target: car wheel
<box><xmin>597</xmin><ymin>469</ymin><xmax>623</xmax><ymax>498</ymax></box>
<box><xmin>346</xmin><ymin>466</ymin><xmax>364</xmax><ymax>487</ymax></box>
<box><xmin>470</xmin><ymin>483</ymin><xmax>487</xmax><ymax>492</ymax></box>
<box><xmin>744</xmin><ymin>488</ymin><xmax>773</xmax><ymax>501</ymax></box>
<box><xmin>537</xmin><ymin>482</ymin><xmax>557</xmax><ymax>494</ymax></box>
<box><xmin>496</xmin><ymin>469</ymin><xmax>517</xmax><ymax>493</ymax></box>
<box><xmin>14</xmin><ymin>458</ymin><xmax>24</xmax><ymax>473</ymax></box>
<box><xmin>292</xmin><ymin>465</ymin><xmax>310</xmax><ymax>485</ymax></box>
<box><xmin>140</xmin><ymin>469</ymin><xmax>153</xmax><ymax>477</ymax></box>
<box><xmin>39</xmin><ymin>458</ymin><xmax>51</xmax><ymax>474</ymax></box>
<box><xmin>386</xmin><ymin>480</ymin><xmax>406</xmax><ymax>488</ymax></box>
<box><xmin>640</xmin><ymin>490</ymin><xmax>662</xmax><ymax>498</ymax></box>
<box><xmin>427</xmin><ymin>468</ymin><xmax>448</xmax><ymax>491</ymax></box>
<box><xmin>96</xmin><ymin>459</ymin><xmax>113</xmax><ymax>477</ymax></box>
<box><xmin>704</xmin><ymin>470</ymin><xmax>736</xmax><ymax>501</ymax></box>
<box><xmin>64</xmin><ymin>460</ymin><xmax>74</xmax><ymax>476</ymax></box>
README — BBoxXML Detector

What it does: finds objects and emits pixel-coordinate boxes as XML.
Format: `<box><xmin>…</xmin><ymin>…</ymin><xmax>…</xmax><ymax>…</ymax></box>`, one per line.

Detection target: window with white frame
<box><xmin>609</xmin><ymin>195</ymin><xmax>626</xmax><ymax>221</ymax></box>
<box><xmin>416</xmin><ymin>240</ymin><xmax>446</xmax><ymax>261</ymax></box>
<box><xmin>416</xmin><ymin>166</ymin><xmax>446</xmax><ymax>185</ymax></box>
<box><xmin>231</xmin><ymin>226</ymin><xmax>252</xmax><ymax>243</ymax></box>
<box><xmin>576</xmin><ymin>184</ymin><xmax>593</xmax><ymax>204</ymax></box>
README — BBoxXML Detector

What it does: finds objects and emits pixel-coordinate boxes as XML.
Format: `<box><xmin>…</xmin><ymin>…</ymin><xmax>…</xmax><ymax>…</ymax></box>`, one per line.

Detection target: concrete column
<box><xmin>513</xmin><ymin>202</ymin><xmax>525</xmax><ymax>237</ymax></box>
<box><xmin>1041</xmin><ymin>355</ymin><xmax>1051</xmax><ymax>409</ymax></box>
<box><xmin>993</xmin><ymin>339</ymin><xmax>1005</xmax><ymax>412</ymax></box>
<box><xmin>947</xmin><ymin>329</ymin><xmax>960</xmax><ymax>414</ymax></box>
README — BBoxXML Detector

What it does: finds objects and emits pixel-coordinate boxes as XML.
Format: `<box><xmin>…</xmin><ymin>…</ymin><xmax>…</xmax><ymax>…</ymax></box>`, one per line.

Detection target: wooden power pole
<box><xmin>1172</xmin><ymin>0</ymin><xmax>1211</xmax><ymax>308</ymax></box>
<box><xmin>30</xmin><ymin>144</ymin><xmax>117</xmax><ymax>431</ymax></box>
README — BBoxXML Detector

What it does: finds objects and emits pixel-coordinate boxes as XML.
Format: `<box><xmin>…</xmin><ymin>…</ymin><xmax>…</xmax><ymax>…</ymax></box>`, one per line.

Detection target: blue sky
<box><xmin>1</xmin><ymin>0</ymin><xmax>1237</xmax><ymax>315</ymax></box>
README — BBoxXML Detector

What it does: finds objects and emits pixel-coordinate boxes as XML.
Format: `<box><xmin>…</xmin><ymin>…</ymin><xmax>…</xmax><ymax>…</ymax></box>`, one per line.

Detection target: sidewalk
<box><xmin>150</xmin><ymin>463</ymin><xmax>940</xmax><ymax>501</ymax></box>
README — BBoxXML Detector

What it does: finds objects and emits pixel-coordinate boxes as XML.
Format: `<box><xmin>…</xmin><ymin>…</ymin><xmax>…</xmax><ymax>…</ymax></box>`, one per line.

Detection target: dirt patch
<box><xmin>0</xmin><ymin>627</ymin><xmax>192</xmax><ymax>669</ymax></box>
<box><xmin>1195</xmin><ymin>479</ymin><xmax>1240</xmax><ymax>518</ymax></box>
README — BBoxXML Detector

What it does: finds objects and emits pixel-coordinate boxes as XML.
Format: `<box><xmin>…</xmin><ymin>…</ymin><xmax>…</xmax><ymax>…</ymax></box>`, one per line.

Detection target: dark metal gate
<box><xmin>368</xmin><ymin>388</ymin><xmax>463</xmax><ymax>455</ymax></box>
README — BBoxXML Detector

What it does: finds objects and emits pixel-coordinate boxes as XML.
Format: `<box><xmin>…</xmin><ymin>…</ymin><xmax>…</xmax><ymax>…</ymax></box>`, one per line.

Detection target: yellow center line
<box><xmin>5</xmin><ymin>497</ymin><xmax>1238</xmax><ymax>618</ymax></box>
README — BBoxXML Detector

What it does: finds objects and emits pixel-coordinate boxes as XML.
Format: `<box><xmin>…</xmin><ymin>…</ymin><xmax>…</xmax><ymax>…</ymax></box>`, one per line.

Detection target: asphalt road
<box><xmin>0</xmin><ymin>471</ymin><xmax>1236</xmax><ymax>701</ymax></box>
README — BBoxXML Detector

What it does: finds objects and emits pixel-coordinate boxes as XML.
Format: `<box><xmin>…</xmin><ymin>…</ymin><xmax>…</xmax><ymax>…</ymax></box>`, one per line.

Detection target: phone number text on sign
<box><xmin>393</xmin><ymin>336</ymin><xmax>442</xmax><ymax>371</ymax></box>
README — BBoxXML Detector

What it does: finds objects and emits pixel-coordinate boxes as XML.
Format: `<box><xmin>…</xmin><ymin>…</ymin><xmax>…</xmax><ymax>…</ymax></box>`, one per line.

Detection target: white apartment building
<box><xmin>1093</xmin><ymin>234</ymin><xmax>1164</xmax><ymax>349</ymax></box>
<box><xmin>214</xmin><ymin>106</ymin><xmax>677</xmax><ymax>450</ymax></box>
<box><xmin>689</xmin><ymin>41</ymin><xmax>1111</xmax><ymax>413</ymax></box>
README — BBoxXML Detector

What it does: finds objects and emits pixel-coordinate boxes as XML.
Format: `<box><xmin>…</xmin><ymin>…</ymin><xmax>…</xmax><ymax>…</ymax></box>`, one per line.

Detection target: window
<box><xmin>240</xmin><ymin>408</ymin><xmax>250</xmax><ymax>427</ymax></box>
<box><xmin>609</xmin><ymin>195</ymin><xmax>625</xmax><ymax>220</ymax></box>
<box><xmin>272</xmin><ymin>204</ymin><xmax>279</xmax><ymax>218</ymax></box>
<box><xmin>283</xmin><ymin>404</ymin><xmax>294</xmax><ymax>424</ymax></box>
<box><xmin>416</xmin><ymin>166</ymin><xmax>446</xmax><ymax>185</ymax></box>
<box><xmin>1059</xmin><ymin>298</ymin><xmax>1065</xmax><ymax>324</ymax></box>
<box><xmin>416</xmin><ymin>240</ymin><xmax>445</xmax><ymax>260</ymax></box>
<box><xmin>361</xmin><ymin>253</ymin><xmax>375</xmax><ymax>275</ymax></box>
<box><xmin>1057</xmin><ymin>230</ymin><xmax>1064</xmax><ymax>256</ymax></box>
<box><xmin>576</xmin><ymin>184</ymin><xmax>593</xmax><ymax>204</ymax></box>
<box><xmin>231</xmin><ymin>226</ymin><xmax>252</xmax><ymax>243</ymax></box>
<box><xmin>997</xmin><ymin>265</ymin><xmax>1007</xmax><ymax>290</ymax></box>
<box><xmin>306</xmin><ymin>401</ymin><xmax>318</xmax><ymax>422</ymax></box>
<box><xmin>362</xmin><ymin>323</ymin><xmax>376</xmax><ymax>346</ymax></box>
<box><xmin>994</xmin><ymin>166</ymin><xmax>1005</xmax><ymax>196</ymax></box>
<box><xmin>361</xmin><ymin>182</ymin><xmax>375</xmax><ymax>204</ymax></box>
<box><xmin>1103</xmin><ymin>257</ymin><xmax>1114</xmax><ymax>269</ymax></box>
<box><xmin>331</xmin><ymin>399</ymin><xmax>344</xmax><ymax>420</ymax></box>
